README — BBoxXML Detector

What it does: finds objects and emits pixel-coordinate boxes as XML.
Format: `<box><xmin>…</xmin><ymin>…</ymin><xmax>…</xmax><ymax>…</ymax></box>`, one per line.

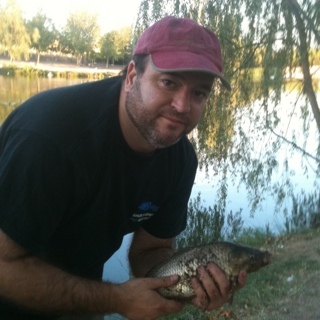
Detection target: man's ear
<box><xmin>124</xmin><ymin>61</ymin><xmax>137</xmax><ymax>92</ymax></box>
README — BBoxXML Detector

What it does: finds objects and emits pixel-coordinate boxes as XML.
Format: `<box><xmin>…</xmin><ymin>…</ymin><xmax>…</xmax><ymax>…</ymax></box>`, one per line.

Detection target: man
<box><xmin>0</xmin><ymin>16</ymin><xmax>246</xmax><ymax>319</ymax></box>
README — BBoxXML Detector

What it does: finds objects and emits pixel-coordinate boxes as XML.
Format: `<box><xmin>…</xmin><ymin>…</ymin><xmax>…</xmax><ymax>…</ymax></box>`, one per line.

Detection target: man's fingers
<box><xmin>206</xmin><ymin>263</ymin><xmax>230</xmax><ymax>296</ymax></box>
<box><xmin>191</xmin><ymin>264</ymin><xmax>234</xmax><ymax>311</ymax></box>
<box><xmin>118</xmin><ymin>277</ymin><xmax>184</xmax><ymax>319</ymax></box>
<box><xmin>148</xmin><ymin>275</ymin><xmax>179</xmax><ymax>289</ymax></box>
<box><xmin>190</xmin><ymin>276</ymin><xmax>209</xmax><ymax>310</ymax></box>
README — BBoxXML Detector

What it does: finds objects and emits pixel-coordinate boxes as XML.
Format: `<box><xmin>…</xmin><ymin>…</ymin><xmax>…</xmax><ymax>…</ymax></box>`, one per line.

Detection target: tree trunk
<box><xmin>284</xmin><ymin>0</ymin><xmax>320</xmax><ymax>134</ymax></box>
<box><xmin>37</xmin><ymin>51</ymin><xmax>40</xmax><ymax>66</ymax></box>
<box><xmin>77</xmin><ymin>55</ymin><xmax>82</xmax><ymax>66</ymax></box>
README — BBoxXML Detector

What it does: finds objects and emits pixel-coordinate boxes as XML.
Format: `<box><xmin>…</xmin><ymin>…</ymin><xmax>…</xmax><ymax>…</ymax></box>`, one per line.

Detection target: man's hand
<box><xmin>191</xmin><ymin>263</ymin><xmax>247</xmax><ymax>310</ymax></box>
<box><xmin>114</xmin><ymin>275</ymin><xmax>184</xmax><ymax>320</ymax></box>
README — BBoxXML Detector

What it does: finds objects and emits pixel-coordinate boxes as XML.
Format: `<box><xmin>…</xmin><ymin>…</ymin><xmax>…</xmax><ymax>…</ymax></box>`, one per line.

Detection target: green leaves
<box><xmin>0</xmin><ymin>0</ymin><xmax>30</xmax><ymax>62</ymax></box>
<box><xmin>60</xmin><ymin>11</ymin><xmax>100</xmax><ymax>65</ymax></box>
<box><xmin>26</xmin><ymin>12</ymin><xmax>57</xmax><ymax>65</ymax></box>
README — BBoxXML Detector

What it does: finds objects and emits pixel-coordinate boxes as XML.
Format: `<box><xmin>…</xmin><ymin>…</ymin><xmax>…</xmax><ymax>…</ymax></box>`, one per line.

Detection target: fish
<box><xmin>147</xmin><ymin>241</ymin><xmax>272</xmax><ymax>300</ymax></box>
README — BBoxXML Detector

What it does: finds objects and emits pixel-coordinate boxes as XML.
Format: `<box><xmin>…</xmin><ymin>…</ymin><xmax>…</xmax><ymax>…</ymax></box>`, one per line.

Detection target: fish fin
<box><xmin>228</xmin><ymin>275</ymin><xmax>238</xmax><ymax>304</ymax></box>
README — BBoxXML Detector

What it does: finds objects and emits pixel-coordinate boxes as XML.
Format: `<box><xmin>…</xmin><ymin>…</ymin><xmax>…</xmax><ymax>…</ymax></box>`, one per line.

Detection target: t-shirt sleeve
<box><xmin>0</xmin><ymin>129</ymin><xmax>75</xmax><ymax>254</ymax></box>
<box><xmin>142</xmin><ymin>146</ymin><xmax>198</xmax><ymax>239</ymax></box>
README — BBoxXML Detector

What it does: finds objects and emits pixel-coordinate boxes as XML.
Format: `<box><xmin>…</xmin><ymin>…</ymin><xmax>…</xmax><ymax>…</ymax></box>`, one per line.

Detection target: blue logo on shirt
<box><xmin>131</xmin><ymin>202</ymin><xmax>160</xmax><ymax>223</ymax></box>
<box><xmin>138</xmin><ymin>202</ymin><xmax>159</xmax><ymax>212</ymax></box>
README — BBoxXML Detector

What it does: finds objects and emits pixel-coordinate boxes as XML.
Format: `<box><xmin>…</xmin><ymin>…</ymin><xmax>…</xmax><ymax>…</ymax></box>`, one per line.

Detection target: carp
<box><xmin>147</xmin><ymin>241</ymin><xmax>271</xmax><ymax>300</ymax></box>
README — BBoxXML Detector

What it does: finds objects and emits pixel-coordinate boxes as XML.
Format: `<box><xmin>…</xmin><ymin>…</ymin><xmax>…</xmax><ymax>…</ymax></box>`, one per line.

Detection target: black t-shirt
<box><xmin>0</xmin><ymin>76</ymin><xmax>197</xmax><ymax>318</ymax></box>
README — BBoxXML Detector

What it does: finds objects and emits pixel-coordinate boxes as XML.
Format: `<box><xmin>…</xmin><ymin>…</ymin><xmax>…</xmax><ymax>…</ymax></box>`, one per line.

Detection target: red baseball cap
<box><xmin>133</xmin><ymin>16</ymin><xmax>231</xmax><ymax>90</ymax></box>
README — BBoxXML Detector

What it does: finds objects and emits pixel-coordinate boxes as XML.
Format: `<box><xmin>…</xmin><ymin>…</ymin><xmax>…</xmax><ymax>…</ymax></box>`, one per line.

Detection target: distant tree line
<box><xmin>0</xmin><ymin>0</ymin><xmax>133</xmax><ymax>67</ymax></box>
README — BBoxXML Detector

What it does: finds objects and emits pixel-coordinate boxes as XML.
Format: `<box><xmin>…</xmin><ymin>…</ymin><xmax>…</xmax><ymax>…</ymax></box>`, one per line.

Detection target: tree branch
<box><xmin>283</xmin><ymin>0</ymin><xmax>320</xmax><ymax>134</ymax></box>
<box><xmin>267</xmin><ymin>125</ymin><xmax>320</xmax><ymax>163</ymax></box>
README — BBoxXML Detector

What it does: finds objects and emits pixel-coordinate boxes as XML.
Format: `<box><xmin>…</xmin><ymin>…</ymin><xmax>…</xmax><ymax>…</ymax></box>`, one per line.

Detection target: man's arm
<box><xmin>0</xmin><ymin>230</ymin><xmax>183</xmax><ymax>319</ymax></box>
<box><xmin>129</xmin><ymin>227</ymin><xmax>176</xmax><ymax>277</ymax></box>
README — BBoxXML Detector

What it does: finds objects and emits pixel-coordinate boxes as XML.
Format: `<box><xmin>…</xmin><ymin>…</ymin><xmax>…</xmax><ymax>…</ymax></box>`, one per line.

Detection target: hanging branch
<box><xmin>283</xmin><ymin>0</ymin><xmax>320</xmax><ymax>135</ymax></box>
<box><xmin>268</xmin><ymin>125</ymin><xmax>320</xmax><ymax>163</ymax></box>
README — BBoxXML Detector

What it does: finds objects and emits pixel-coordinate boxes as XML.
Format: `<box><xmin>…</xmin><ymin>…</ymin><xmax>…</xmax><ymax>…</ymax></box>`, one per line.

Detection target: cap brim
<box><xmin>150</xmin><ymin>53</ymin><xmax>231</xmax><ymax>90</ymax></box>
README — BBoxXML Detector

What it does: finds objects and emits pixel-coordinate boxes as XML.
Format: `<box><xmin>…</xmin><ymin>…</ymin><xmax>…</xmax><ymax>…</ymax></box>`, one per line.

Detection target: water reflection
<box><xmin>0</xmin><ymin>75</ymin><xmax>91</xmax><ymax>124</ymax></box>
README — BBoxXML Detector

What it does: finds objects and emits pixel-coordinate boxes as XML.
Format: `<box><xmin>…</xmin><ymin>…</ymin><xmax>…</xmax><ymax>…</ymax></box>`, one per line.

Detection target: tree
<box><xmin>99</xmin><ymin>27</ymin><xmax>132</xmax><ymax>67</ymax></box>
<box><xmin>60</xmin><ymin>11</ymin><xmax>100</xmax><ymax>66</ymax></box>
<box><xmin>26</xmin><ymin>11</ymin><xmax>57</xmax><ymax>65</ymax></box>
<box><xmin>0</xmin><ymin>0</ymin><xmax>30</xmax><ymax>62</ymax></box>
<box><xmin>283</xmin><ymin>0</ymin><xmax>320</xmax><ymax>133</ymax></box>
<box><xmin>134</xmin><ymin>0</ymin><xmax>320</xmax><ymax>215</ymax></box>
<box><xmin>99</xmin><ymin>30</ymin><xmax>117</xmax><ymax>67</ymax></box>
<box><xmin>114</xmin><ymin>27</ymin><xmax>133</xmax><ymax>64</ymax></box>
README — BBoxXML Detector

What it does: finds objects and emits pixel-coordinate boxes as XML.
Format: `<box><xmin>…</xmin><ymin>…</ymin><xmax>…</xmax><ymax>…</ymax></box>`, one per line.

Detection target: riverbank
<box><xmin>0</xmin><ymin>58</ymin><xmax>123</xmax><ymax>79</ymax></box>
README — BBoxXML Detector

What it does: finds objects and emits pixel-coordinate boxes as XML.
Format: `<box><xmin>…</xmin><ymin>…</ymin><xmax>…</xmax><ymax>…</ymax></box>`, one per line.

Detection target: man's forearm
<box><xmin>0</xmin><ymin>229</ymin><xmax>184</xmax><ymax>319</ymax></box>
<box><xmin>0</xmin><ymin>255</ymin><xmax>120</xmax><ymax>315</ymax></box>
<box><xmin>129</xmin><ymin>228</ymin><xmax>177</xmax><ymax>277</ymax></box>
<box><xmin>130</xmin><ymin>246</ymin><xmax>175</xmax><ymax>277</ymax></box>
<box><xmin>0</xmin><ymin>254</ymin><xmax>185</xmax><ymax>320</ymax></box>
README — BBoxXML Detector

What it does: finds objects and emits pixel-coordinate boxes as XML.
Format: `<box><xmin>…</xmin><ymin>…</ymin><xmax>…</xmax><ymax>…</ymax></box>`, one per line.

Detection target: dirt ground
<box><xmin>264</xmin><ymin>229</ymin><xmax>320</xmax><ymax>320</ymax></box>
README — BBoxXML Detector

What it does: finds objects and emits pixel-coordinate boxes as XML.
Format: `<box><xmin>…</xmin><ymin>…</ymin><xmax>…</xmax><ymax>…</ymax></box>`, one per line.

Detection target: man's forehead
<box><xmin>147</xmin><ymin>57</ymin><xmax>215</xmax><ymax>80</ymax></box>
<box><xmin>162</xmin><ymin>70</ymin><xmax>216</xmax><ymax>87</ymax></box>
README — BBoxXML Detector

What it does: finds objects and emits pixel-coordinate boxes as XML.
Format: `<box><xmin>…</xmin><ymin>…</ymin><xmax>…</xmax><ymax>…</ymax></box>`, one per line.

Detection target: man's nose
<box><xmin>171</xmin><ymin>89</ymin><xmax>191</xmax><ymax>113</ymax></box>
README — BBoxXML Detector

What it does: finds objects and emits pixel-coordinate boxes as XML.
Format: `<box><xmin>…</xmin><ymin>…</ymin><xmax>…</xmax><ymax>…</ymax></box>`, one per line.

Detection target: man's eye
<box><xmin>162</xmin><ymin>79</ymin><xmax>175</xmax><ymax>87</ymax></box>
<box><xmin>194</xmin><ymin>90</ymin><xmax>208</xmax><ymax>99</ymax></box>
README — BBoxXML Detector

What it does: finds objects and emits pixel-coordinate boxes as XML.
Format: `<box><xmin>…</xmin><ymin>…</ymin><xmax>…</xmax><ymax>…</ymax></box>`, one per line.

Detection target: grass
<box><xmin>160</xmin><ymin>227</ymin><xmax>320</xmax><ymax>320</ymax></box>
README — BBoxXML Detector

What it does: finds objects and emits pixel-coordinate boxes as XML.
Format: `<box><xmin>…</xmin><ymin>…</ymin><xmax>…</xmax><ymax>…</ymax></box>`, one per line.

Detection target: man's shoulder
<box><xmin>25</xmin><ymin>76</ymin><xmax>122</xmax><ymax>110</ymax></box>
<box><xmin>1</xmin><ymin>76</ymin><xmax>122</xmax><ymax>152</ymax></box>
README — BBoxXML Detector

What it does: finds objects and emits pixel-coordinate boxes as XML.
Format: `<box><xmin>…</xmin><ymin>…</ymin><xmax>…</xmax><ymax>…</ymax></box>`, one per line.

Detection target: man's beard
<box><xmin>125</xmin><ymin>79</ymin><xmax>186</xmax><ymax>149</ymax></box>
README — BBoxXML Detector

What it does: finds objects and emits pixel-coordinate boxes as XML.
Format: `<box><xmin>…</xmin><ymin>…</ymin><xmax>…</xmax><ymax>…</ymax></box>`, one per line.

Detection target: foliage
<box><xmin>26</xmin><ymin>11</ymin><xmax>57</xmax><ymax>65</ymax></box>
<box><xmin>285</xmin><ymin>190</ymin><xmax>320</xmax><ymax>232</ymax></box>
<box><xmin>99</xmin><ymin>27</ymin><xmax>132</xmax><ymax>67</ymax></box>
<box><xmin>0</xmin><ymin>0</ymin><xmax>134</xmax><ymax>66</ymax></box>
<box><xmin>59</xmin><ymin>11</ymin><xmax>100</xmax><ymax>65</ymax></box>
<box><xmin>177</xmin><ymin>193</ymin><xmax>244</xmax><ymax>248</ymax></box>
<box><xmin>0</xmin><ymin>0</ymin><xmax>30</xmax><ymax>62</ymax></box>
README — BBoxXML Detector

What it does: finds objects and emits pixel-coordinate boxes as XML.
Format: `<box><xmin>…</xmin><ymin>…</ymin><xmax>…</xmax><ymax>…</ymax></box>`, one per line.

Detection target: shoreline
<box><xmin>1</xmin><ymin>58</ymin><xmax>320</xmax><ymax>81</ymax></box>
<box><xmin>0</xmin><ymin>58</ymin><xmax>123</xmax><ymax>78</ymax></box>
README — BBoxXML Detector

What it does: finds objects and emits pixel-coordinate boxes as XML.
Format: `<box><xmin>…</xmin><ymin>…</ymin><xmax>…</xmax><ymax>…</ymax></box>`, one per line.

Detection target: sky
<box><xmin>2</xmin><ymin>0</ymin><xmax>142</xmax><ymax>33</ymax></box>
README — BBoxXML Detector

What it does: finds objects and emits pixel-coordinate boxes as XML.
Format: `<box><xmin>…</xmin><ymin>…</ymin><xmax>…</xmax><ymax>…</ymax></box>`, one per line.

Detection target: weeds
<box><xmin>176</xmin><ymin>192</ymin><xmax>244</xmax><ymax>248</ymax></box>
<box><xmin>286</xmin><ymin>190</ymin><xmax>320</xmax><ymax>232</ymax></box>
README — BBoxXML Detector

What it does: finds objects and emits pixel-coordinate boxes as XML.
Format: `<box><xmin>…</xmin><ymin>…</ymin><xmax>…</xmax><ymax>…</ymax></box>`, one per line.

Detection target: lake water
<box><xmin>0</xmin><ymin>75</ymin><xmax>318</xmax><ymax>319</ymax></box>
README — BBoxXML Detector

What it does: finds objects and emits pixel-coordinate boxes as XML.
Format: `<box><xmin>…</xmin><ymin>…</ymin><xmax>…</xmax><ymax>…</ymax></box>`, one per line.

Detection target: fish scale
<box><xmin>147</xmin><ymin>242</ymin><xmax>271</xmax><ymax>300</ymax></box>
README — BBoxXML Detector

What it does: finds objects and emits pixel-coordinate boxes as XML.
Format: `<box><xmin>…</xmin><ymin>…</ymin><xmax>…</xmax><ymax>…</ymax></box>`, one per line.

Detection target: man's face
<box><xmin>125</xmin><ymin>59</ymin><xmax>215</xmax><ymax>150</ymax></box>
